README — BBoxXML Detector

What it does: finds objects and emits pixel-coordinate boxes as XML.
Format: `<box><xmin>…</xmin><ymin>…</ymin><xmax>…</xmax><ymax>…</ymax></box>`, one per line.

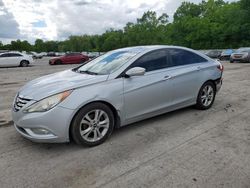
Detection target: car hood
<box><xmin>231</xmin><ymin>52</ymin><xmax>248</xmax><ymax>56</ymax></box>
<box><xmin>19</xmin><ymin>69</ymin><xmax>109</xmax><ymax>100</ymax></box>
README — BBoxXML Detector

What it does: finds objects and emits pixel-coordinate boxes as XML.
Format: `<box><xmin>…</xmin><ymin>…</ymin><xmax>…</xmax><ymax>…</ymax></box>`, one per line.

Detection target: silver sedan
<box><xmin>12</xmin><ymin>46</ymin><xmax>223</xmax><ymax>146</ymax></box>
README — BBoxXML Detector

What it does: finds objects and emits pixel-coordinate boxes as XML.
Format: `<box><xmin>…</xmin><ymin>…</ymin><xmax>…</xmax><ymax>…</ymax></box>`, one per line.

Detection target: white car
<box><xmin>0</xmin><ymin>52</ymin><xmax>33</xmax><ymax>67</ymax></box>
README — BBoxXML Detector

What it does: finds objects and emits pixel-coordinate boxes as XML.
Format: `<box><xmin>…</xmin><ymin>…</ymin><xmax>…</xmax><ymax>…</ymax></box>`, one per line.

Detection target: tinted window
<box><xmin>130</xmin><ymin>50</ymin><xmax>168</xmax><ymax>72</ymax></box>
<box><xmin>168</xmin><ymin>49</ymin><xmax>207</xmax><ymax>66</ymax></box>
<box><xmin>67</xmin><ymin>53</ymin><xmax>81</xmax><ymax>56</ymax></box>
<box><xmin>8</xmin><ymin>53</ymin><xmax>22</xmax><ymax>57</ymax></box>
<box><xmin>0</xmin><ymin>53</ymin><xmax>10</xmax><ymax>57</ymax></box>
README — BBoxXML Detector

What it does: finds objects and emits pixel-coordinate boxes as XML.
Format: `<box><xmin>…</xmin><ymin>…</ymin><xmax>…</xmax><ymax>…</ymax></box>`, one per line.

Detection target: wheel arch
<box><xmin>68</xmin><ymin>100</ymin><xmax>121</xmax><ymax>141</ymax></box>
<box><xmin>20</xmin><ymin>59</ymin><xmax>30</xmax><ymax>64</ymax></box>
<box><xmin>20</xmin><ymin>60</ymin><xmax>30</xmax><ymax>67</ymax></box>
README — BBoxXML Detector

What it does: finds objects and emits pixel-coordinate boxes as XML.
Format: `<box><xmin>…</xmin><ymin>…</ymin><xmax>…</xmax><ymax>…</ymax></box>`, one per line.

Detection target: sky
<box><xmin>0</xmin><ymin>0</ymin><xmax>234</xmax><ymax>44</ymax></box>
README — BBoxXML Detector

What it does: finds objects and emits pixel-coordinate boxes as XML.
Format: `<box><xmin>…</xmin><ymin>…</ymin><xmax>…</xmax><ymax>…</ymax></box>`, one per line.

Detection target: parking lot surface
<box><xmin>0</xmin><ymin>58</ymin><xmax>250</xmax><ymax>188</ymax></box>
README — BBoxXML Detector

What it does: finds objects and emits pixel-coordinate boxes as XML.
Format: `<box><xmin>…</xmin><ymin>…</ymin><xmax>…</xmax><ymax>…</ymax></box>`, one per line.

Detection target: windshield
<box><xmin>75</xmin><ymin>50</ymin><xmax>139</xmax><ymax>75</ymax></box>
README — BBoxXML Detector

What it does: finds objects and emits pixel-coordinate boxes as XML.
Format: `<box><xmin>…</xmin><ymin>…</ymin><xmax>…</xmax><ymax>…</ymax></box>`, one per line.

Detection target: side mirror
<box><xmin>125</xmin><ymin>67</ymin><xmax>146</xmax><ymax>77</ymax></box>
<box><xmin>126</xmin><ymin>67</ymin><xmax>146</xmax><ymax>77</ymax></box>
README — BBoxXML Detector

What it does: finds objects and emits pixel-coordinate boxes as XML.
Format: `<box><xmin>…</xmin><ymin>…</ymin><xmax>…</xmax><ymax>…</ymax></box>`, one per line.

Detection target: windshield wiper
<box><xmin>77</xmin><ymin>70</ymin><xmax>99</xmax><ymax>75</ymax></box>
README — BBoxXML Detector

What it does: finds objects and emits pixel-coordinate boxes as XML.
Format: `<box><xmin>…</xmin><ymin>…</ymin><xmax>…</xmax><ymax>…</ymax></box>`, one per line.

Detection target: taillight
<box><xmin>217</xmin><ymin>64</ymin><xmax>224</xmax><ymax>72</ymax></box>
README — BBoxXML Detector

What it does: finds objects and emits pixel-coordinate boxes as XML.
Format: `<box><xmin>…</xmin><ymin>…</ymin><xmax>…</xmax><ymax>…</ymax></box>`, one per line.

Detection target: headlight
<box><xmin>23</xmin><ymin>90</ymin><xmax>72</xmax><ymax>113</ymax></box>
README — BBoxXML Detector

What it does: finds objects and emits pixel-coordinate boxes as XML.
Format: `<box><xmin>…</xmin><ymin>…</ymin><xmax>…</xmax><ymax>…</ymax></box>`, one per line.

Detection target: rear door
<box><xmin>123</xmin><ymin>49</ymin><xmax>174</xmax><ymax>122</ymax></box>
<box><xmin>72</xmin><ymin>54</ymin><xmax>81</xmax><ymax>63</ymax></box>
<box><xmin>8</xmin><ymin>53</ymin><xmax>23</xmax><ymax>66</ymax></box>
<box><xmin>166</xmin><ymin>48</ymin><xmax>209</xmax><ymax>105</ymax></box>
<box><xmin>62</xmin><ymin>54</ymin><xmax>73</xmax><ymax>63</ymax></box>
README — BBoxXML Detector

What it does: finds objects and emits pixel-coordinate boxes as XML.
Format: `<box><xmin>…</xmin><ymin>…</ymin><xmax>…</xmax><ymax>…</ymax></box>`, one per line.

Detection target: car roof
<box><xmin>112</xmin><ymin>45</ymin><xmax>195</xmax><ymax>54</ymax></box>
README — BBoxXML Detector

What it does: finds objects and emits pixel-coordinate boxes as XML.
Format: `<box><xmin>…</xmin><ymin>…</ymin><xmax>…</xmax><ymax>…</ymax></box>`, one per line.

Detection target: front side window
<box><xmin>8</xmin><ymin>53</ymin><xmax>22</xmax><ymax>57</ymax></box>
<box><xmin>0</xmin><ymin>53</ymin><xmax>10</xmax><ymax>57</ymax></box>
<box><xmin>130</xmin><ymin>50</ymin><xmax>168</xmax><ymax>72</ymax></box>
<box><xmin>76</xmin><ymin>50</ymin><xmax>140</xmax><ymax>75</ymax></box>
<box><xmin>168</xmin><ymin>49</ymin><xmax>207</xmax><ymax>66</ymax></box>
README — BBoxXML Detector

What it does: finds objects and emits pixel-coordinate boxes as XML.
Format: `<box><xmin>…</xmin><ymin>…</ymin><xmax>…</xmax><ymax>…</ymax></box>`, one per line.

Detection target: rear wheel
<box><xmin>70</xmin><ymin>103</ymin><xmax>114</xmax><ymax>147</ymax></box>
<box><xmin>196</xmin><ymin>81</ymin><xmax>216</xmax><ymax>110</ymax></box>
<box><xmin>20</xmin><ymin>60</ymin><xmax>29</xmax><ymax>67</ymax></box>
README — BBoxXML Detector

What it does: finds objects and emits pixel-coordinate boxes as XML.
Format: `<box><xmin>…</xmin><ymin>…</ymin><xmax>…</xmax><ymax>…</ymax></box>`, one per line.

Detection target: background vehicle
<box><xmin>49</xmin><ymin>52</ymin><xmax>89</xmax><ymax>65</ymax></box>
<box><xmin>0</xmin><ymin>52</ymin><xmax>33</xmax><ymax>67</ymax></box>
<box><xmin>219</xmin><ymin>49</ymin><xmax>234</xmax><ymax>61</ymax></box>
<box><xmin>230</xmin><ymin>47</ymin><xmax>250</xmax><ymax>63</ymax></box>
<box><xmin>87</xmin><ymin>52</ymin><xmax>100</xmax><ymax>59</ymax></box>
<box><xmin>205</xmin><ymin>50</ymin><xmax>222</xmax><ymax>59</ymax></box>
<box><xmin>47</xmin><ymin>52</ymin><xmax>56</xmax><ymax>57</ymax></box>
<box><xmin>12</xmin><ymin>46</ymin><xmax>223</xmax><ymax>146</ymax></box>
<box><xmin>25</xmin><ymin>51</ymin><xmax>44</xmax><ymax>59</ymax></box>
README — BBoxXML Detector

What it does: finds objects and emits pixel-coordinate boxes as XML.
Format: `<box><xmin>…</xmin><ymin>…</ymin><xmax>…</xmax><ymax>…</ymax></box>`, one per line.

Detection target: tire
<box><xmin>195</xmin><ymin>81</ymin><xmax>216</xmax><ymax>110</ymax></box>
<box><xmin>20</xmin><ymin>60</ymin><xmax>29</xmax><ymax>67</ymax></box>
<box><xmin>80</xmin><ymin>59</ymin><xmax>86</xmax><ymax>64</ymax></box>
<box><xmin>70</xmin><ymin>103</ymin><xmax>114</xmax><ymax>147</ymax></box>
<box><xmin>230</xmin><ymin>60</ymin><xmax>234</xmax><ymax>63</ymax></box>
<box><xmin>55</xmin><ymin>60</ymin><xmax>62</xmax><ymax>65</ymax></box>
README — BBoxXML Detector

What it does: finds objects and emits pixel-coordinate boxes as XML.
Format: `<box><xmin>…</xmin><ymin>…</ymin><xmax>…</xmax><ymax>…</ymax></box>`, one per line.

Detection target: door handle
<box><xmin>163</xmin><ymin>75</ymin><xmax>171</xmax><ymax>80</ymax></box>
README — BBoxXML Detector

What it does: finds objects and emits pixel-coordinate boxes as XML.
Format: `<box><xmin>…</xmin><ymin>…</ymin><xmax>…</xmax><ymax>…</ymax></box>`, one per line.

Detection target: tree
<box><xmin>1</xmin><ymin>0</ymin><xmax>250</xmax><ymax>51</ymax></box>
<box><xmin>0</xmin><ymin>41</ymin><xmax>3</xmax><ymax>49</ymax></box>
<box><xmin>174</xmin><ymin>2</ymin><xmax>202</xmax><ymax>21</ymax></box>
<box><xmin>34</xmin><ymin>39</ymin><xmax>45</xmax><ymax>52</ymax></box>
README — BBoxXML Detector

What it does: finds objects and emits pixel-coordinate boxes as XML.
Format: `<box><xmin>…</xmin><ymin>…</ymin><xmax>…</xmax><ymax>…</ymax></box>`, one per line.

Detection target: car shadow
<box><xmin>112</xmin><ymin>106</ymin><xmax>194</xmax><ymax>137</ymax></box>
<box><xmin>22</xmin><ymin>106</ymin><xmax>196</xmax><ymax>152</ymax></box>
<box><xmin>0</xmin><ymin>65</ymin><xmax>34</xmax><ymax>69</ymax></box>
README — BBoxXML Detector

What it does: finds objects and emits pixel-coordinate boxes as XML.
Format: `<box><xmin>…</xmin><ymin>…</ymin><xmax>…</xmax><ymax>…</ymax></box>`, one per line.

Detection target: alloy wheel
<box><xmin>79</xmin><ymin>109</ymin><xmax>110</xmax><ymax>142</ymax></box>
<box><xmin>201</xmin><ymin>85</ymin><xmax>214</xmax><ymax>107</ymax></box>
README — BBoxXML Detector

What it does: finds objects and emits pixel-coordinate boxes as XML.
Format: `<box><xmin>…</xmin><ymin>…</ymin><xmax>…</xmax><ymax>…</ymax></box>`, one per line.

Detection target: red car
<box><xmin>49</xmin><ymin>53</ymin><xmax>89</xmax><ymax>65</ymax></box>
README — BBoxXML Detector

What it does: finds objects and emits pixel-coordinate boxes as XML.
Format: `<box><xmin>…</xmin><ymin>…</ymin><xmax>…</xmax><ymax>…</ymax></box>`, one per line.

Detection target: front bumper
<box><xmin>12</xmin><ymin>105</ymin><xmax>75</xmax><ymax>143</ymax></box>
<box><xmin>230</xmin><ymin>57</ymin><xmax>249</xmax><ymax>62</ymax></box>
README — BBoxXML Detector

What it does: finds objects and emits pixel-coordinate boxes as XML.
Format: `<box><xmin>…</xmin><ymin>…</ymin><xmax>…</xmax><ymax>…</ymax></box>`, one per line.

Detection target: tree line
<box><xmin>0</xmin><ymin>0</ymin><xmax>249</xmax><ymax>52</ymax></box>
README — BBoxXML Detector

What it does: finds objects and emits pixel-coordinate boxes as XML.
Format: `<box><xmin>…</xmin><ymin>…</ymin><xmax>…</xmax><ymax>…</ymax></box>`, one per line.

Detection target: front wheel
<box><xmin>55</xmin><ymin>60</ymin><xmax>62</xmax><ymax>65</ymax></box>
<box><xmin>196</xmin><ymin>82</ymin><xmax>216</xmax><ymax>110</ymax></box>
<box><xmin>70</xmin><ymin>103</ymin><xmax>114</xmax><ymax>147</ymax></box>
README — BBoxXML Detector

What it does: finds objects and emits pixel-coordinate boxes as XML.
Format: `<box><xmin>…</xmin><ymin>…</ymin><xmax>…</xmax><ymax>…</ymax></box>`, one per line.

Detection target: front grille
<box><xmin>14</xmin><ymin>95</ymin><xmax>31</xmax><ymax>112</ymax></box>
<box><xmin>234</xmin><ymin>55</ymin><xmax>242</xmax><ymax>58</ymax></box>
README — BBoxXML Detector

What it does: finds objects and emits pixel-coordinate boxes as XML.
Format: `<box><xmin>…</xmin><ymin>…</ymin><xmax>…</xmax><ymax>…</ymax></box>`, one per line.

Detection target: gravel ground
<box><xmin>0</xmin><ymin>58</ymin><xmax>250</xmax><ymax>188</ymax></box>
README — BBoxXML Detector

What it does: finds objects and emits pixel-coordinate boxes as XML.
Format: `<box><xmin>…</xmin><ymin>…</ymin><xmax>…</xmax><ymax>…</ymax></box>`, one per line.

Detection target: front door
<box><xmin>123</xmin><ymin>49</ymin><xmax>174</xmax><ymax>122</ymax></box>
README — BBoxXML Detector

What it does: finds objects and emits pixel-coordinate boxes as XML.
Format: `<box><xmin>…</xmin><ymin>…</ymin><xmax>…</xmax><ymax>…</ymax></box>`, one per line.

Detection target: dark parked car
<box><xmin>49</xmin><ymin>53</ymin><xmax>89</xmax><ymax>65</ymax></box>
<box><xmin>47</xmin><ymin>52</ymin><xmax>57</xmax><ymax>57</ymax></box>
<box><xmin>206</xmin><ymin>50</ymin><xmax>222</xmax><ymax>59</ymax></box>
<box><xmin>230</xmin><ymin>47</ymin><xmax>250</xmax><ymax>63</ymax></box>
<box><xmin>219</xmin><ymin>49</ymin><xmax>234</xmax><ymax>61</ymax></box>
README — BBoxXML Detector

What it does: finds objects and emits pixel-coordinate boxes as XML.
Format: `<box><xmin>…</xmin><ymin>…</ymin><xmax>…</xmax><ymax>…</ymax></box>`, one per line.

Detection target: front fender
<box><xmin>59</xmin><ymin>78</ymin><xmax>125</xmax><ymax>123</ymax></box>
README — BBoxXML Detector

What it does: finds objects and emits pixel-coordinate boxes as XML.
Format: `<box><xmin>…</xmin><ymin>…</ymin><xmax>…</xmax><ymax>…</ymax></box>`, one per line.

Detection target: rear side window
<box><xmin>168</xmin><ymin>49</ymin><xmax>207</xmax><ymax>66</ymax></box>
<box><xmin>131</xmin><ymin>50</ymin><xmax>169</xmax><ymax>72</ymax></box>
